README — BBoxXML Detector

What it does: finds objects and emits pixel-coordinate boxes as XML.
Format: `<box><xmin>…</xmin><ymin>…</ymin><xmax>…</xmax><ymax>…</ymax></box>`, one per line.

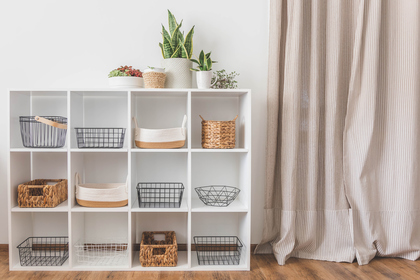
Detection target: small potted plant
<box><xmin>108</xmin><ymin>65</ymin><xmax>143</xmax><ymax>88</ymax></box>
<box><xmin>190</xmin><ymin>50</ymin><xmax>217</xmax><ymax>89</ymax></box>
<box><xmin>211</xmin><ymin>69</ymin><xmax>240</xmax><ymax>89</ymax></box>
<box><xmin>142</xmin><ymin>66</ymin><xmax>166</xmax><ymax>88</ymax></box>
<box><xmin>159</xmin><ymin>10</ymin><xmax>194</xmax><ymax>88</ymax></box>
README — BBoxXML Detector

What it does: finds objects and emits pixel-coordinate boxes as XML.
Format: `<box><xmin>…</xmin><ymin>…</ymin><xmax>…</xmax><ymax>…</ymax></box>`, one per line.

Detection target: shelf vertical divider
<box><xmin>187</xmin><ymin>90</ymin><xmax>192</xmax><ymax>268</ymax></box>
<box><xmin>127</xmin><ymin>90</ymin><xmax>133</xmax><ymax>268</ymax></box>
<box><xmin>67</xmin><ymin>90</ymin><xmax>73</xmax><ymax>268</ymax></box>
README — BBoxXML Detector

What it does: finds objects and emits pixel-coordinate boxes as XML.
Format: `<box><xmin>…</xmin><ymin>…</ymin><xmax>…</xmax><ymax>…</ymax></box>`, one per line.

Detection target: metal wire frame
<box><xmin>137</xmin><ymin>183</ymin><xmax>185</xmax><ymax>208</ymax></box>
<box><xmin>17</xmin><ymin>236</ymin><xmax>69</xmax><ymax>266</ymax></box>
<box><xmin>194</xmin><ymin>236</ymin><xmax>243</xmax><ymax>265</ymax></box>
<box><xmin>195</xmin><ymin>186</ymin><xmax>240</xmax><ymax>207</ymax></box>
<box><xmin>74</xmin><ymin>239</ymin><xmax>128</xmax><ymax>266</ymax></box>
<box><xmin>19</xmin><ymin>116</ymin><xmax>67</xmax><ymax>148</ymax></box>
<box><xmin>75</xmin><ymin>128</ymin><xmax>126</xmax><ymax>148</ymax></box>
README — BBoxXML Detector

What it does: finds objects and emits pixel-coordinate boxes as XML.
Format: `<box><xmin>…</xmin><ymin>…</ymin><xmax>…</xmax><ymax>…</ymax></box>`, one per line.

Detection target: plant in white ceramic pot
<box><xmin>108</xmin><ymin>66</ymin><xmax>143</xmax><ymax>88</ymax></box>
<box><xmin>159</xmin><ymin>10</ymin><xmax>194</xmax><ymax>88</ymax></box>
<box><xmin>190</xmin><ymin>50</ymin><xmax>218</xmax><ymax>89</ymax></box>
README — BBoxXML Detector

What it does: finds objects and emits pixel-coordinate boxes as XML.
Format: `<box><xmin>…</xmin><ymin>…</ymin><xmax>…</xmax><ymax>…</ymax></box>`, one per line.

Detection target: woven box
<box><xmin>18</xmin><ymin>179</ymin><xmax>68</xmax><ymax>208</ymax></box>
<box><xmin>200</xmin><ymin>115</ymin><xmax>238</xmax><ymax>149</ymax></box>
<box><xmin>140</xmin><ymin>231</ymin><xmax>178</xmax><ymax>267</ymax></box>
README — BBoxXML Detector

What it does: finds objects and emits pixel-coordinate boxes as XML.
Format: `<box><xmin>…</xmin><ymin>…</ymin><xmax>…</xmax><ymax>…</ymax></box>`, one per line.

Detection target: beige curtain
<box><xmin>256</xmin><ymin>0</ymin><xmax>420</xmax><ymax>265</ymax></box>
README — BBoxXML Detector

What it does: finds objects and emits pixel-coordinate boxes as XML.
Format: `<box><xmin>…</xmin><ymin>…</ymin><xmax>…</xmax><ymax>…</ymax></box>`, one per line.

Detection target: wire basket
<box><xmin>74</xmin><ymin>239</ymin><xmax>128</xmax><ymax>266</ymax></box>
<box><xmin>137</xmin><ymin>183</ymin><xmax>184</xmax><ymax>208</ymax></box>
<box><xmin>20</xmin><ymin>116</ymin><xmax>67</xmax><ymax>148</ymax></box>
<box><xmin>75</xmin><ymin>128</ymin><xmax>126</xmax><ymax>148</ymax></box>
<box><xmin>194</xmin><ymin>236</ymin><xmax>243</xmax><ymax>265</ymax></box>
<box><xmin>17</xmin><ymin>237</ymin><xmax>69</xmax><ymax>266</ymax></box>
<box><xmin>195</xmin><ymin>186</ymin><xmax>240</xmax><ymax>207</ymax></box>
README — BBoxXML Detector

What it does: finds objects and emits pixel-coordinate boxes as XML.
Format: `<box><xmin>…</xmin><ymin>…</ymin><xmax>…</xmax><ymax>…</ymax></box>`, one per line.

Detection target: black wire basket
<box><xmin>75</xmin><ymin>128</ymin><xmax>126</xmax><ymax>148</ymax></box>
<box><xmin>17</xmin><ymin>237</ymin><xmax>69</xmax><ymax>266</ymax></box>
<box><xmin>195</xmin><ymin>186</ymin><xmax>240</xmax><ymax>207</ymax></box>
<box><xmin>19</xmin><ymin>116</ymin><xmax>67</xmax><ymax>148</ymax></box>
<box><xmin>194</xmin><ymin>236</ymin><xmax>243</xmax><ymax>265</ymax></box>
<box><xmin>137</xmin><ymin>183</ymin><xmax>184</xmax><ymax>208</ymax></box>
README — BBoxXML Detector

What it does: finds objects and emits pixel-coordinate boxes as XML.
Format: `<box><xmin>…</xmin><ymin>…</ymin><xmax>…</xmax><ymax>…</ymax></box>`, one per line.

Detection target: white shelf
<box><xmin>191</xmin><ymin>199</ymin><xmax>248</xmax><ymax>213</ymax></box>
<box><xmin>10</xmin><ymin>148</ymin><xmax>68</xmax><ymax>153</ymax></box>
<box><xmin>132</xmin><ymin>251</ymin><xmax>188</xmax><ymax>271</ymax></box>
<box><xmin>11</xmin><ymin>200</ymin><xmax>69</xmax><ymax>212</ymax></box>
<box><xmin>131</xmin><ymin>199</ymin><xmax>188</xmax><ymax>212</ymax></box>
<box><xmin>71</xmin><ymin>205</ymin><xmax>129</xmax><ymax>212</ymax></box>
<box><xmin>8</xmin><ymin>89</ymin><xmax>251</xmax><ymax>271</ymax></box>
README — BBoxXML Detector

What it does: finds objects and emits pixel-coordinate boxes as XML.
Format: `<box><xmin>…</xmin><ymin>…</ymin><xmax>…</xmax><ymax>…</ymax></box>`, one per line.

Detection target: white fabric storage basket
<box><xmin>75</xmin><ymin>173</ymin><xmax>128</xmax><ymax>207</ymax></box>
<box><xmin>134</xmin><ymin>115</ymin><xmax>187</xmax><ymax>149</ymax></box>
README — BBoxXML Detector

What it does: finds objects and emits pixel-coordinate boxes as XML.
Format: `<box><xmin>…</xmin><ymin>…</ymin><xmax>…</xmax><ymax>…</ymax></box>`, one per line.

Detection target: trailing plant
<box><xmin>190</xmin><ymin>50</ymin><xmax>217</xmax><ymax>71</ymax></box>
<box><xmin>108</xmin><ymin>66</ymin><xmax>142</xmax><ymax>77</ymax></box>
<box><xmin>159</xmin><ymin>10</ymin><xmax>194</xmax><ymax>59</ymax></box>
<box><xmin>211</xmin><ymin>69</ymin><xmax>240</xmax><ymax>89</ymax></box>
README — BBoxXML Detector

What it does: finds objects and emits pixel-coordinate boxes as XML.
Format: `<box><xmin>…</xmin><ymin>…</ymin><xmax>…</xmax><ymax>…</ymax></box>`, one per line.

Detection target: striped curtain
<box><xmin>255</xmin><ymin>0</ymin><xmax>420</xmax><ymax>265</ymax></box>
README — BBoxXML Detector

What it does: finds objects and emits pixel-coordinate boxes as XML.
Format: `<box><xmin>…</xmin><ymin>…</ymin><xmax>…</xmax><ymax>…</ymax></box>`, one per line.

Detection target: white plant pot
<box><xmin>108</xmin><ymin>76</ymin><xmax>143</xmax><ymax>88</ymax></box>
<box><xmin>161</xmin><ymin>58</ymin><xmax>192</xmax><ymax>88</ymax></box>
<box><xmin>196</xmin><ymin>71</ymin><xmax>216</xmax><ymax>89</ymax></box>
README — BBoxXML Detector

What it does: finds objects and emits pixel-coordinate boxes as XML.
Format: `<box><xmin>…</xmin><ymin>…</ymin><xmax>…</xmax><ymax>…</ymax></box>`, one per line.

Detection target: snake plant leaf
<box><xmin>199</xmin><ymin>50</ymin><xmax>205</xmax><ymax>66</ymax></box>
<box><xmin>179</xmin><ymin>31</ymin><xmax>184</xmax><ymax>44</ymax></box>
<box><xmin>168</xmin><ymin>10</ymin><xmax>178</xmax><ymax>35</ymax></box>
<box><xmin>162</xmin><ymin>25</ymin><xmax>172</xmax><ymax>49</ymax></box>
<box><xmin>179</xmin><ymin>38</ymin><xmax>188</xmax><ymax>59</ymax></box>
<box><xmin>184</xmin><ymin>26</ymin><xmax>194</xmax><ymax>59</ymax></box>
<box><xmin>190</xmin><ymin>58</ymin><xmax>200</xmax><ymax>65</ymax></box>
<box><xmin>205</xmin><ymin>52</ymin><xmax>212</xmax><ymax>59</ymax></box>
<box><xmin>162</xmin><ymin>35</ymin><xmax>173</xmax><ymax>58</ymax></box>
<box><xmin>170</xmin><ymin>21</ymin><xmax>182</xmax><ymax>56</ymax></box>
<box><xmin>159</xmin><ymin>43</ymin><xmax>165</xmax><ymax>58</ymax></box>
<box><xmin>207</xmin><ymin>58</ymin><xmax>212</xmax><ymax>70</ymax></box>
<box><xmin>171</xmin><ymin>44</ymin><xmax>182</xmax><ymax>58</ymax></box>
<box><xmin>190</xmin><ymin>68</ymin><xmax>199</xmax><ymax>71</ymax></box>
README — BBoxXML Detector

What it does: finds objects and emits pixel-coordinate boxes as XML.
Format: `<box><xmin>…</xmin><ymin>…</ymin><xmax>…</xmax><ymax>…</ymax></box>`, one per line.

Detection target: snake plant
<box><xmin>159</xmin><ymin>10</ymin><xmax>194</xmax><ymax>59</ymax></box>
<box><xmin>190</xmin><ymin>50</ymin><xmax>217</xmax><ymax>71</ymax></box>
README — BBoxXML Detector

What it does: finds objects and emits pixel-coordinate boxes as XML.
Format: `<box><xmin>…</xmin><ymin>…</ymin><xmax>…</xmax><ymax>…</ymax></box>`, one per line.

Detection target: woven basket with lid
<box><xmin>200</xmin><ymin>115</ymin><xmax>238</xmax><ymax>149</ymax></box>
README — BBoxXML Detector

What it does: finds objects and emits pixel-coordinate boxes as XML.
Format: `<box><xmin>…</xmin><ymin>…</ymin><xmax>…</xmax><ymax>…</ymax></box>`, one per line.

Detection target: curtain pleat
<box><xmin>257</xmin><ymin>0</ymin><xmax>420</xmax><ymax>266</ymax></box>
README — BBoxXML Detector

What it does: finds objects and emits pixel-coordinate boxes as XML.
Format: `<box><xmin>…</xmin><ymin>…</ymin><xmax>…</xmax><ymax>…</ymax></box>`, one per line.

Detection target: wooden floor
<box><xmin>1</xmin><ymin>247</ymin><xmax>419</xmax><ymax>279</ymax></box>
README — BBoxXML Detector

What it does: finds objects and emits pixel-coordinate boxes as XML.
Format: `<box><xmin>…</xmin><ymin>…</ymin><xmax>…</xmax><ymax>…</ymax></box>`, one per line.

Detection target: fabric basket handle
<box><xmin>35</xmin><ymin>116</ymin><xmax>67</xmax><ymax>130</ymax></box>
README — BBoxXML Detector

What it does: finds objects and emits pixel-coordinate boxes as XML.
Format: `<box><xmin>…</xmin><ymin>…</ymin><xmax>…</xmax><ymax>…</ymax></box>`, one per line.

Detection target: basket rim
<box><xmin>17</xmin><ymin>236</ymin><xmax>69</xmax><ymax>249</ymax></box>
<box><xmin>136</xmin><ymin>182</ymin><xmax>185</xmax><ymax>189</ymax></box>
<box><xmin>193</xmin><ymin>236</ymin><xmax>243</xmax><ymax>248</ymax></box>
<box><xmin>141</xmin><ymin>231</ymin><xmax>177</xmax><ymax>246</ymax></box>
<box><xmin>74</xmin><ymin>127</ymin><xmax>126</xmax><ymax>130</ymax></box>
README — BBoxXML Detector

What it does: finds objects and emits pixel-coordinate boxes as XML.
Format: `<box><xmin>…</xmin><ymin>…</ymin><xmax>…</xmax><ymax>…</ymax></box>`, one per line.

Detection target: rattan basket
<box><xmin>140</xmin><ymin>231</ymin><xmax>178</xmax><ymax>267</ymax></box>
<box><xmin>200</xmin><ymin>115</ymin><xmax>238</xmax><ymax>149</ymax></box>
<box><xmin>143</xmin><ymin>72</ymin><xmax>166</xmax><ymax>88</ymax></box>
<box><xmin>18</xmin><ymin>179</ymin><xmax>68</xmax><ymax>208</ymax></box>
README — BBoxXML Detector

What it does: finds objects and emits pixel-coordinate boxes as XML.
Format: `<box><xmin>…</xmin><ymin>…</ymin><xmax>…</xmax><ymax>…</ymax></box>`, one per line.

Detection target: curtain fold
<box><xmin>257</xmin><ymin>0</ymin><xmax>420</xmax><ymax>265</ymax></box>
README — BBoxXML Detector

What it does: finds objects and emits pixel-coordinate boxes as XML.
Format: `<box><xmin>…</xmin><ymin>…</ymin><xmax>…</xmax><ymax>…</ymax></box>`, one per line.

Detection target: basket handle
<box><xmin>181</xmin><ymin>115</ymin><xmax>187</xmax><ymax>128</ymax></box>
<box><xmin>133</xmin><ymin>117</ymin><xmax>139</xmax><ymax>129</ymax></box>
<box><xmin>233</xmin><ymin>115</ymin><xmax>238</xmax><ymax>121</ymax></box>
<box><xmin>35</xmin><ymin>116</ymin><xmax>67</xmax><ymax>129</ymax></box>
<box><xmin>75</xmin><ymin>172</ymin><xmax>81</xmax><ymax>186</ymax></box>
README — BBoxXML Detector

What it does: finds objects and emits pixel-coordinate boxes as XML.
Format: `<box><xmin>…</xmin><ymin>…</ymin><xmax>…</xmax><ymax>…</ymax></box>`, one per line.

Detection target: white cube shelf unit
<box><xmin>7</xmin><ymin>89</ymin><xmax>251</xmax><ymax>271</ymax></box>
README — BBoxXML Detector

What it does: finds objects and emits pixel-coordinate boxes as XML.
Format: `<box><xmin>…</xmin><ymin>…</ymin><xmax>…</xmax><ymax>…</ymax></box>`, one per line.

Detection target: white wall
<box><xmin>0</xmin><ymin>0</ymin><xmax>268</xmax><ymax>244</ymax></box>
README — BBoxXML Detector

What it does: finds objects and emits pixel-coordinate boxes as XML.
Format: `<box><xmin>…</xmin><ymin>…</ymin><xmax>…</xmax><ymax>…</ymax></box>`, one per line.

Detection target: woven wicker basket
<box><xmin>18</xmin><ymin>179</ymin><xmax>68</xmax><ymax>208</ymax></box>
<box><xmin>140</xmin><ymin>231</ymin><xmax>178</xmax><ymax>267</ymax></box>
<box><xmin>143</xmin><ymin>72</ymin><xmax>166</xmax><ymax>88</ymax></box>
<box><xmin>200</xmin><ymin>115</ymin><xmax>238</xmax><ymax>149</ymax></box>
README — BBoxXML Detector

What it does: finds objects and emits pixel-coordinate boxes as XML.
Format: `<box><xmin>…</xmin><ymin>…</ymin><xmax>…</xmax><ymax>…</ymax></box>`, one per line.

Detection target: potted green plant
<box><xmin>108</xmin><ymin>66</ymin><xmax>143</xmax><ymax>88</ymax></box>
<box><xmin>190</xmin><ymin>50</ymin><xmax>217</xmax><ymax>89</ymax></box>
<box><xmin>159</xmin><ymin>10</ymin><xmax>194</xmax><ymax>88</ymax></box>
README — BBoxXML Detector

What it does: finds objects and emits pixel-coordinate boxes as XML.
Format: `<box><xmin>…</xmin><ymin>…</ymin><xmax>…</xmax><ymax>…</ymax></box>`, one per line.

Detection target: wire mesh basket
<box><xmin>17</xmin><ymin>237</ymin><xmax>69</xmax><ymax>266</ymax></box>
<box><xmin>137</xmin><ymin>183</ymin><xmax>184</xmax><ymax>208</ymax></box>
<box><xmin>20</xmin><ymin>116</ymin><xmax>67</xmax><ymax>148</ymax></box>
<box><xmin>75</xmin><ymin>128</ymin><xmax>126</xmax><ymax>148</ymax></box>
<box><xmin>194</xmin><ymin>236</ymin><xmax>243</xmax><ymax>265</ymax></box>
<box><xmin>195</xmin><ymin>186</ymin><xmax>240</xmax><ymax>207</ymax></box>
<box><xmin>74</xmin><ymin>239</ymin><xmax>128</xmax><ymax>266</ymax></box>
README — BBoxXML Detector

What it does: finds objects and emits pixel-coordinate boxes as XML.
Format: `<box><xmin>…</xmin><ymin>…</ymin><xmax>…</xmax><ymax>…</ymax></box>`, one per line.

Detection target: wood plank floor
<box><xmin>1</xmin><ymin>247</ymin><xmax>419</xmax><ymax>279</ymax></box>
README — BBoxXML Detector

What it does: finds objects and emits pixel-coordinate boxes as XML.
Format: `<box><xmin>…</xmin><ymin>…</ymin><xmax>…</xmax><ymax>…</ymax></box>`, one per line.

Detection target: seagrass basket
<box><xmin>143</xmin><ymin>72</ymin><xmax>166</xmax><ymax>88</ymax></box>
<box><xmin>140</xmin><ymin>231</ymin><xmax>178</xmax><ymax>267</ymax></box>
<box><xmin>18</xmin><ymin>179</ymin><xmax>68</xmax><ymax>208</ymax></box>
<box><xmin>200</xmin><ymin>115</ymin><xmax>238</xmax><ymax>149</ymax></box>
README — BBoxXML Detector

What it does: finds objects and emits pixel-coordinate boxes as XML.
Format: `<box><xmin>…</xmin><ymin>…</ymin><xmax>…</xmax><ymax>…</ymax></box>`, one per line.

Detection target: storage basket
<box><xmin>140</xmin><ymin>231</ymin><xmax>178</xmax><ymax>267</ymax></box>
<box><xmin>137</xmin><ymin>183</ymin><xmax>184</xmax><ymax>208</ymax></box>
<box><xmin>134</xmin><ymin>116</ymin><xmax>187</xmax><ymax>149</ymax></box>
<box><xmin>17</xmin><ymin>237</ymin><xmax>69</xmax><ymax>266</ymax></box>
<box><xmin>143</xmin><ymin>71</ymin><xmax>166</xmax><ymax>88</ymax></box>
<box><xmin>75</xmin><ymin>239</ymin><xmax>128</xmax><ymax>266</ymax></box>
<box><xmin>194</xmin><ymin>236</ymin><xmax>243</xmax><ymax>265</ymax></box>
<box><xmin>75</xmin><ymin>127</ymin><xmax>126</xmax><ymax>148</ymax></box>
<box><xmin>195</xmin><ymin>185</ymin><xmax>240</xmax><ymax>207</ymax></box>
<box><xmin>75</xmin><ymin>172</ymin><xmax>128</xmax><ymax>207</ymax></box>
<box><xmin>200</xmin><ymin>115</ymin><xmax>238</xmax><ymax>149</ymax></box>
<box><xmin>19</xmin><ymin>116</ymin><xmax>67</xmax><ymax>148</ymax></box>
<box><xmin>18</xmin><ymin>179</ymin><xmax>68</xmax><ymax>208</ymax></box>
